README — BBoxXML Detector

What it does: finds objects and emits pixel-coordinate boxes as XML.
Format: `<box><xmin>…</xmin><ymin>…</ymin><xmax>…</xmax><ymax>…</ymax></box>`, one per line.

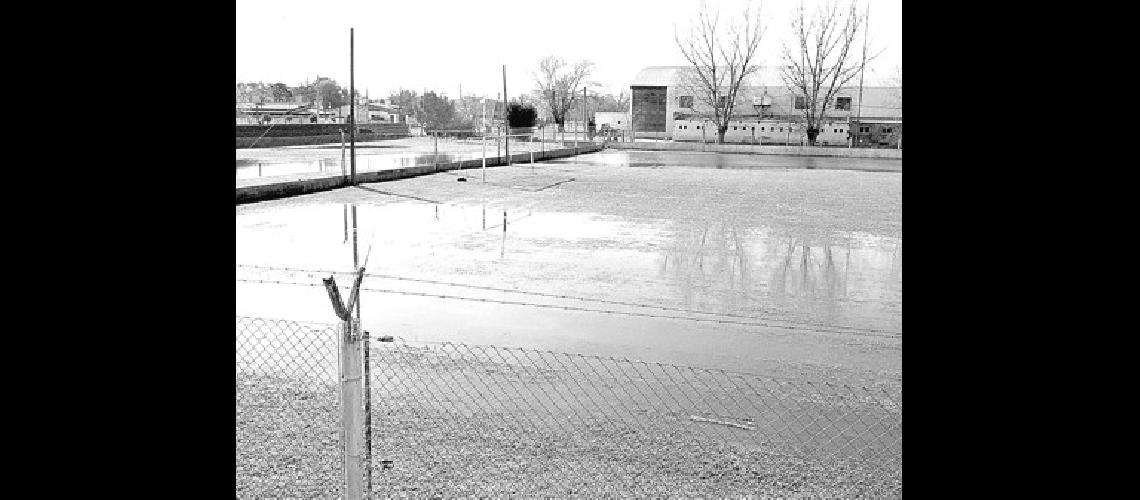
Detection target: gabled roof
<box><xmin>631</xmin><ymin>66</ymin><xmax>688</xmax><ymax>87</ymax></box>
<box><xmin>632</xmin><ymin>66</ymin><xmax>756</xmax><ymax>87</ymax></box>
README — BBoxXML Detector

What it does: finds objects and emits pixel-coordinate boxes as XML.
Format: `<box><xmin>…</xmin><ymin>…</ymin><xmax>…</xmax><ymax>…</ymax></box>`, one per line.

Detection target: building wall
<box><xmin>655</xmin><ymin>82</ymin><xmax>899</xmax><ymax>140</ymax></box>
<box><xmin>594</xmin><ymin>112</ymin><xmax>629</xmax><ymax>131</ymax></box>
<box><xmin>631</xmin><ymin>86</ymin><xmax>670</xmax><ymax>138</ymax></box>
<box><xmin>671</xmin><ymin>118</ymin><xmax>856</xmax><ymax>145</ymax></box>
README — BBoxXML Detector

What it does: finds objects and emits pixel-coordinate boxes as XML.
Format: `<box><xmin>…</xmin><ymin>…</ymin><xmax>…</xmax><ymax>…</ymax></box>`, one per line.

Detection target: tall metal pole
<box><xmin>502</xmin><ymin>65</ymin><xmax>509</xmax><ymax>165</ymax></box>
<box><xmin>497</xmin><ymin>93</ymin><xmax>501</xmax><ymax>158</ymax></box>
<box><xmin>350</xmin><ymin>28</ymin><xmax>356</xmax><ymax>184</ymax></box>
<box><xmin>854</xmin><ymin>2</ymin><xmax>869</xmax><ymax>148</ymax></box>
<box><xmin>352</xmin><ymin>204</ymin><xmax>370</xmax><ymax>496</ymax></box>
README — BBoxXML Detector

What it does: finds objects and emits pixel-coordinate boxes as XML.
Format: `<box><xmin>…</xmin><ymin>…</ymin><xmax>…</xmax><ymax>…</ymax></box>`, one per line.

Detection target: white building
<box><xmin>630</xmin><ymin>66</ymin><xmax>901</xmax><ymax>145</ymax></box>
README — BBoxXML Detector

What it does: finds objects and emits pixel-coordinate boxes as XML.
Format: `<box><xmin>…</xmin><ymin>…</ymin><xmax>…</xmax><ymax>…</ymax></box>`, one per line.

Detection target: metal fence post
<box><xmin>323</xmin><ymin>270</ymin><xmax>367</xmax><ymax>499</ymax></box>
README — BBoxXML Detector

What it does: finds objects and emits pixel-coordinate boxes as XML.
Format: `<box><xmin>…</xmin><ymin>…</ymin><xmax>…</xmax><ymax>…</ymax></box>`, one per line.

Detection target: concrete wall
<box><xmin>236</xmin><ymin>132</ymin><xmax>408</xmax><ymax>149</ymax></box>
<box><xmin>604</xmin><ymin>140</ymin><xmax>901</xmax><ymax>159</ymax></box>
<box><xmin>235</xmin><ymin>144</ymin><xmax>604</xmax><ymax>204</ymax></box>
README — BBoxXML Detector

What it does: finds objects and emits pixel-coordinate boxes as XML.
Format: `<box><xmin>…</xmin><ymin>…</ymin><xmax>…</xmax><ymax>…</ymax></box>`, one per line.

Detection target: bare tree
<box><xmin>891</xmin><ymin>65</ymin><xmax>902</xmax><ymax>111</ymax></box>
<box><xmin>533</xmin><ymin>56</ymin><xmax>596</xmax><ymax>132</ymax></box>
<box><xmin>780</xmin><ymin>0</ymin><xmax>874</xmax><ymax>146</ymax></box>
<box><xmin>674</xmin><ymin>1</ymin><xmax>766</xmax><ymax>144</ymax></box>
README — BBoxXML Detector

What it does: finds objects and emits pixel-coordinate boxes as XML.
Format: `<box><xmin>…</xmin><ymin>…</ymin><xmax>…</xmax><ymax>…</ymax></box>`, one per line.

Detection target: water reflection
<box><xmin>768</xmin><ymin>238</ymin><xmax>848</xmax><ymax>302</ymax></box>
<box><xmin>660</xmin><ymin>219</ymin><xmax>753</xmax><ymax>310</ymax></box>
<box><xmin>238</xmin><ymin>201</ymin><xmax>901</xmax><ymax>334</ymax></box>
<box><xmin>659</xmin><ymin>220</ymin><xmax>900</xmax><ymax>329</ymax></box>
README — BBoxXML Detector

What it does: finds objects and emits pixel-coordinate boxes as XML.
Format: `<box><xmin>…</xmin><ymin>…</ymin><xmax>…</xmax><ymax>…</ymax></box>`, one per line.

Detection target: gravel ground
<box><xmin>237</xmin><ymin>341</ymin><xmax>900</xmax><ymax>498</ymax></box>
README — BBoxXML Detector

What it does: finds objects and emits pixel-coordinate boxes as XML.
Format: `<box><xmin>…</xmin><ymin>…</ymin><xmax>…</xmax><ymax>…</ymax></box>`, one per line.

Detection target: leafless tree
<box><xmin>533</xmin><ymin>56</ymin><xmax>596</xmax><ymax>132</ymax></box>
<box><xmin>674</xmin><ymin>1</ymin><xmax>766</xmax><ymax>144</ymax></box>
<box><xmin>891</xmin><ymin>65</ymin><xmax>902</xmax><ymax>112</ymax></box>
<box><xmin>780</xmin><ymin>0</ymin><xmax>875</xmax><ymax>146</ymax></box>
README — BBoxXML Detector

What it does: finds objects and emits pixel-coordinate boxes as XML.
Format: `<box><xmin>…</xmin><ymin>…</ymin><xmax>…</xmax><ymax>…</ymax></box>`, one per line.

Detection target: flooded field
<box><xmin>236</xmin><ymin>137</ymin><xmax>555</xmax><ymax>182</ymax></box>
<box><xmin>236</xmin><ymin>150</ymin><xmax>901</xmax><ymax>383</ymax></box>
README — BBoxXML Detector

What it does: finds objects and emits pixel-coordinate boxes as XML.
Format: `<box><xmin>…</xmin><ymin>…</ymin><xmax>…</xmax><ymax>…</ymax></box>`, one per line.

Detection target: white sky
<box><xmin>236</xmin><ymin>0</ymin><xmax>900</xmax><ymax>99</ymax></box>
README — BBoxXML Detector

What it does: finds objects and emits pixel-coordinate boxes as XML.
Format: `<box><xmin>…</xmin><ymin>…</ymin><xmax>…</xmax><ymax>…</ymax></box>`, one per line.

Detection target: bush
<box><xmin>507</xmin><ymin>103</ymin><xmax>537</xmax><ymax>128</ymax></box>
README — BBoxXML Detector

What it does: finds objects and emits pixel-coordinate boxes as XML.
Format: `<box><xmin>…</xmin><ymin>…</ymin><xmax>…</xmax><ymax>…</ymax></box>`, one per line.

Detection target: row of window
<box><xmin>676</xmin><ymin>95</ymin><xmax>854</xmax><ymax>110</ymax></box>
<box><xmin>674</xmin><ymin>123</ymin><xmax>894</xmax><ymax>134</ymax></box>
<box><xmin>678</xmin><ymin>124</ymin><xmax>790</xmax><ymax>132</ymax></box>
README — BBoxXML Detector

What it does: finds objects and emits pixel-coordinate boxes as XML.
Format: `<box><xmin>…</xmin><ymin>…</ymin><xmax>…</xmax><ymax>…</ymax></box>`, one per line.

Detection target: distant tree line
<box><xmin>236</xmin><ymin>77</ymin><xmax>353</xmax><ymax>109</ymax></box>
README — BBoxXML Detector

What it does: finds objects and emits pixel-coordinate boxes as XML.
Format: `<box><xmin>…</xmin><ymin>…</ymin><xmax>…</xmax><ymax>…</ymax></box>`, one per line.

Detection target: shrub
<box><xmin>507</xmin><ymin>103</ymin><xmax>537</xmax><ymax>128</ymax></box>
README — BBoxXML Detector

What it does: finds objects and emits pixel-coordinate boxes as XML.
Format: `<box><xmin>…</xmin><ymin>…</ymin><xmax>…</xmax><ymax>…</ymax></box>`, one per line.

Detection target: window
<box><xmin>780</xmin><ymin>127</ymin><xmax>784</xmax><ymax>132</ymax></box>
<box><xmin>617</xmin><ymin>121</ymin><xmax>621</xmax><ymax>124</ymax></box>
<box><xmin>795</xmin><ymin>96</ymin><xmax>806</xmax><ymax>109</ymax></box>
<box><xmin>860</xmin><ymin>126</ymin><xmax>870</xmax><ymax>133</ymax></box>
<box><xmin>733</xmin><ymin>126</ymin><xmax>737</xmax><ymax>130</ymax></box>
<box><xmin>679</xmin><ymin>96</ymin><xmax>693</xmax><ymax>108</ymax></box>
<box><xmin>718</xmin><ymin>96</ymin><xmax>728</xmax><ymax>108</ymax></box>
<box><xmin>835</xmin><ymin>97</ymin><xmax>852</xmax><ymax>110</ymax></box>
<box><xmin>884</xmin><ymin>127</ymin><xmax>893</xmax><ymax>134</ymax></box>
<box><xmin>696</xmin><ymin>125</ymin><xmax>701</xmax><ymax>130</ymax></box>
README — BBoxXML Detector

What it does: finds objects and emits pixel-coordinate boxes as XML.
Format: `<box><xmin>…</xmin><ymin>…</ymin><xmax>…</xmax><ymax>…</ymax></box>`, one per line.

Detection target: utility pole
<box><xmin>502</xmin><ymin>65</ymin><xmax>509</xmax><ymax>165</ymax></box>
<box><xmin>496</xmin><ymin>93</ymin><xmax>501</xmax><ymax>158</ymax></box>
<box><xmin>582</xmin><ymin>86</ymin><xmax>587</xmax><ymax>145</ymax></box>
<box><xmin>349</xmin><ymin>28</ymin><xmax>356</xmax><ymax>184</ymax></box>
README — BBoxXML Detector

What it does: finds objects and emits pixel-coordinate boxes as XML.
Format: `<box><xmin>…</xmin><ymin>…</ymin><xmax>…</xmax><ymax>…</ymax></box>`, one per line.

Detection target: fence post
<box><xmin>323</xmin><ymin>270</ymin><xmax>367</xmax><ymax>500</ymax></box>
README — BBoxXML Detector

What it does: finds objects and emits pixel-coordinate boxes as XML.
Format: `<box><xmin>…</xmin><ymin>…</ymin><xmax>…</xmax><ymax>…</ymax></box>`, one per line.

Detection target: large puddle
<box><xmin>237</xmin><ymin>199</ymin><xmax>901</xmax><ymax>374</ymax></box>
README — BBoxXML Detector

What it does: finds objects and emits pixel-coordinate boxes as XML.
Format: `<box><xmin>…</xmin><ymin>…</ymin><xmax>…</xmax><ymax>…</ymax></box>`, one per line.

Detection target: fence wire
<box><xmin>235</xmin><ymin>316</ymin><xmax>344</xmax><ymax>498</ymax></box>
<box><xmin>369</xmin><ymin>339</ymin><xmax>902</xmax><ymax>498</ymax></box>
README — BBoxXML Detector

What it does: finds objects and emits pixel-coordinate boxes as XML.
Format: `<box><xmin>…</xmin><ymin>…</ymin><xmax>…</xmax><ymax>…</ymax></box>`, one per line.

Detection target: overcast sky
<box><xmin>236</xmin><ymin>0</ymin><xmax>900</xmax><ymax>99</ymax></box>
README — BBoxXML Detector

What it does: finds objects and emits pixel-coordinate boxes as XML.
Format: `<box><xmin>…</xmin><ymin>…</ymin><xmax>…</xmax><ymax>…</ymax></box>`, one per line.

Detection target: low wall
<box><xmin>236</xmin><ymin>144</ymin><xmax>603</xmax><ymax>204</ymax></box>
<box><xmin>236</xmin><ymin>132</ymin><xmax>408</xmax><ymax>149</ymax></box>
<box><xmin>604</xmin><ymin>141</ymin><xmax>902</xmax><ymax>159</ymax></box>
<box><xmin>236</xmin><ymin>123</ymin><xmax>409</xmax><ymax>137</ymax></box>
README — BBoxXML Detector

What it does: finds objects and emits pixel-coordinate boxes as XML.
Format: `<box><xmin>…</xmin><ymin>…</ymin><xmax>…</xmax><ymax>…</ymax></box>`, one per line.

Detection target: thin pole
<box><xmin>496</xmin><ymin>93</ymin><xmax>501</xmax><ymax>159</ymax></box>
<box><xmin>352</xmin><ymin>205</ymin><xmax>371</xmax><ymax>497</ymax></box>
<box><xmin>482</xmin><ymin>134</ymin><xmax>486</xmax><ymax>182</ymax></box>
<box><xmin>855</xmin><ymin>2</ymin><xmax>869</xmax><ymax>148</ymax></box>
<box><xmin>350</xmin><ymin>28</ymin><xmax>356</xmax><ymax>184</ymax></box>
<box><xmin>502</xmin><ymin>65</ymin><xmax>510</xmax><ymax>165</ymax></box>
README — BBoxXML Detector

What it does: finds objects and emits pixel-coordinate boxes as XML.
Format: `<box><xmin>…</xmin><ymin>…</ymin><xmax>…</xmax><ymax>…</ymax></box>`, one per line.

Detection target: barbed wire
<box><xmin>235</xmin><ymin>275</ymin><xmax>901</xmax><ymax>342</ymax></box>
<box><xmin>237</xmin><ymin>263</ymin><xmax>901</xmax><ymax>337</ymax></box>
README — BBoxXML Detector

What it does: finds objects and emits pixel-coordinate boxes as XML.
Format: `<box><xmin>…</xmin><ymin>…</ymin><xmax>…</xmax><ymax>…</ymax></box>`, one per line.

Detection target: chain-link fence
<box><xmin>369</xmin><ymin>339</ymin><xmax>902</xmax><ymax>498</ymax></box>
<box><xmin>235</xmin><ymin>316</ymin><xmax>344</xmax><ymax>498</ymax></box>
<box><xmin>235</xmin><ymin>277</ymin><xmax>901</xmax><ymax>497</ymax></box>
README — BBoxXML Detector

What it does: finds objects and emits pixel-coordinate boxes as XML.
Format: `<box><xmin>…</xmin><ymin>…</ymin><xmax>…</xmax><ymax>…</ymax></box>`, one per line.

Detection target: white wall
<box><xmin>595</xmin><ymin>112</ymin><xmax>629</xmax><ymax>130</ymax></box>
<box><xmin>671</xmin><ymin>119</ymin><xmax>855</xmax><ymax>145</ymax></box>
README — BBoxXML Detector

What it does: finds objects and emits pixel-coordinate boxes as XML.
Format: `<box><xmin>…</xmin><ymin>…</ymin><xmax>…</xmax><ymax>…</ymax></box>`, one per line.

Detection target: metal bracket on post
<box><xmin>324</xmin><ymin>269</ymin><xmax>366</xmax><ymax>319</ymax></box>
